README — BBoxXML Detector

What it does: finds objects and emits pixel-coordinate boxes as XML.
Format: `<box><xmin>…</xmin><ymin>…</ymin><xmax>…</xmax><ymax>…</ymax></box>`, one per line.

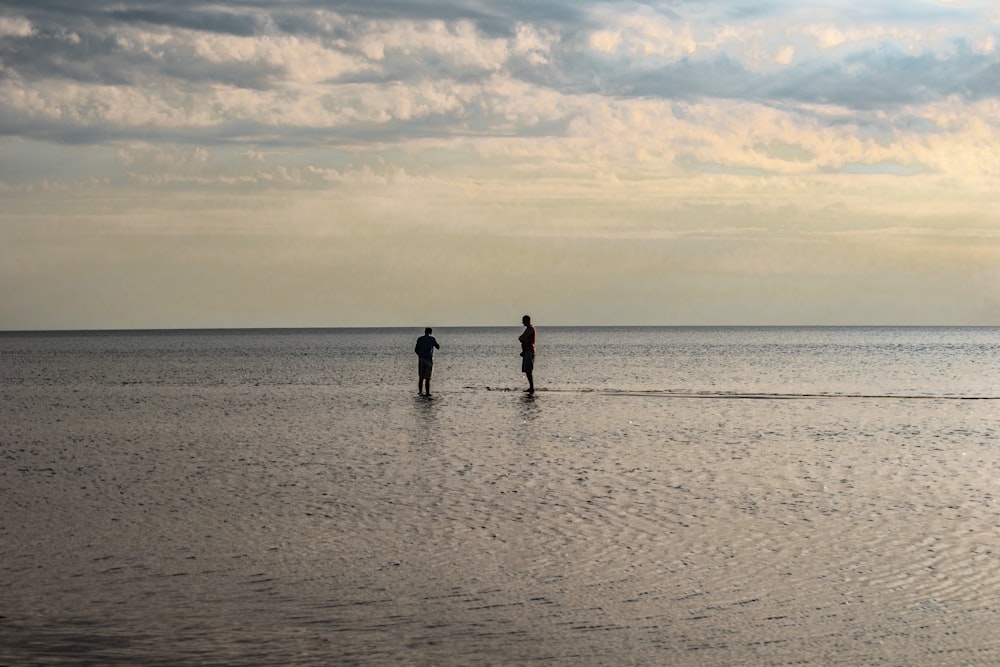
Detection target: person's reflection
<box><xmin>411</xmin><ymin>392</ymin><xmax>439</xmax><ymax>447</ymax></box>
<box><xmin>519</xmin><ymin>391</ymin><xmax>539</xmax><ymax>420</ymax></box>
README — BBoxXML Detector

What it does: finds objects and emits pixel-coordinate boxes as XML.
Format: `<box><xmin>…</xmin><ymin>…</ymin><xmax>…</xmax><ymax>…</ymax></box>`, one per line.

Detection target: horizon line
<box><xmin>2</xmin><ymin>324</ymin><xmax>997</xmax><ymax>335</ymax></box>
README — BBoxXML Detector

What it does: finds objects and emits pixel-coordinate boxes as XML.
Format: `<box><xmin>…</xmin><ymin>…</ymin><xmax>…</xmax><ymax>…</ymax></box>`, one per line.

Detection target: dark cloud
<box><xmin>288</xmin><ymin>0</ymin><xmax>585</xmax><ymax>33</ymax></box>
<box><xmin>0</xmin><ymin>27</ymin><xmax>283</xmax><ymax>90</ymax></box>
<box><xmin>107</xmin><ymin>7</ymin><xmax>266</xmax><ymax>37</ymax></box>
<box><xmin>762</xmin><ymin>42</ymin><xmax>1000</xmax><ymax>108</ymax></box>
<box><xmin>596</xmin><ymin>55</ymin><xmax>755</xmax><ymax>101</ymax></box>
<box><xmin>1</xmin><ymin>0</ymin><xmax>586</xmax><ymax>36</ymax></box>
<box><xmin>547</xmin><ymin>30</ymin><xmax>1000</xmax><ymax>108</ymax></box>
<box><xmin>969</xmin><ymin>61</ymin><xmax>1000</xmax><ymax>99</ymax></box>
<box><xmin>1</xmin><ymin>31</ymin><xmax>133</xmax><ymax>86</ymax></box>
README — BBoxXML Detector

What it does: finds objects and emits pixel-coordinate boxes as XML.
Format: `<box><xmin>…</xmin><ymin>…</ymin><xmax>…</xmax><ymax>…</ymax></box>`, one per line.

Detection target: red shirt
<box><xmin>519</xmin><ymin>324</ymin><xmax>536</xmax><ymax>353</ymax></box>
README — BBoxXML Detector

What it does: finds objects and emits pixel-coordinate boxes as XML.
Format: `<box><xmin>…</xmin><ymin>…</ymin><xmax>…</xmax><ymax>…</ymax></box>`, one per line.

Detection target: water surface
<box><xmin>2</xmin><ymin>327</ymin><xmax>998</xmax><ymax>665</ymax></box>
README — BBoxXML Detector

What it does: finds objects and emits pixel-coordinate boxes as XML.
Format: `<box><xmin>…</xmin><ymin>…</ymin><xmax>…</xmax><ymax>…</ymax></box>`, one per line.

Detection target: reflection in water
<box><xmin>519</xmin><ymin>392</ymin><xmax>539</xmax><ymax>421</ymax></box>
<box><xmin>414</xmin><ymin>393</ymin><xmax>437</xmax><ymax>420</ymax></box>
<box><xmin>411</xmin><ymin>394</ymin><xmax>439</xmax><ymax>448</ymax></box>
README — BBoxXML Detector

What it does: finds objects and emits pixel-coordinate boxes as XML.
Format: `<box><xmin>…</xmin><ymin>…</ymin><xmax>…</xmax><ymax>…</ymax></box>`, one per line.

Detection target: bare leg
<box><xmin>525</xmin><ymin>372</ymin><xmax>534</xmax><ymax>393</ymax></box>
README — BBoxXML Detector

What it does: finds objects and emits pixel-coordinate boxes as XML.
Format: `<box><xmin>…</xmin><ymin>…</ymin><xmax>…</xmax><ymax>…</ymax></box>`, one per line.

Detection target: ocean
<box><xmin>1</xmin><ymin>327</ymin><xmax>998</xmax><ymax>665</ymax></box>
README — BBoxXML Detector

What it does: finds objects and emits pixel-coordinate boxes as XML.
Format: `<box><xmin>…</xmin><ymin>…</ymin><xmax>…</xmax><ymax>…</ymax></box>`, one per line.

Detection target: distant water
<box><xmin>2</xmin><ymin>327</ymin><xmax>998</xmax><ymax>665</ymax></box>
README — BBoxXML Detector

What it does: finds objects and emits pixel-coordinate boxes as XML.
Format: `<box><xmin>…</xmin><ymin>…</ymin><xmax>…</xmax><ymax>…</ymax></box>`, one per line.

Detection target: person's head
<box><xmin>522</xmin><ymin>315</ymin><xmax>531</xmax><ymax>325</ymax></box>
<box><xmin>425</xmin><ymin>327</ymin><xmax>433</xmax><ymax>335</ymax></box>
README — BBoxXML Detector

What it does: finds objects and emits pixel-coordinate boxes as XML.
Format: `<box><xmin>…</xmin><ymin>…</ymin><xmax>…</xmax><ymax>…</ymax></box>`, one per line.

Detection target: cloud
<box><xmin>0</xmin><ymin>15</ymin><xmax>33</xmax><ymax>37</ymax></box>
<box><xmin>1</xmin><ymin>0</ymin><xmax>998</xmax><ymax>327</ymax></box>
<box><xmin>2</xmin><ymin>0</ymin><xmax>997</xmax><ymax>150</ymax></box>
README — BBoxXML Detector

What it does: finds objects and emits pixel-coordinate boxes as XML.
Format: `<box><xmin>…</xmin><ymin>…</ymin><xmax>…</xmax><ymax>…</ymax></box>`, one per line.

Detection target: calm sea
<box><xmin>1</xmin><ymin>327</ymin><xmax>998</xmax><ymax>665</ymax></box>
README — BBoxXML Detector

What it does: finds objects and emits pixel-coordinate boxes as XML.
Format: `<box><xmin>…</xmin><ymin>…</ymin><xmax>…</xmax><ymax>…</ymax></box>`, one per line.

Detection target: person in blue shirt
<box><xmin>414</xmin><ymin>327</ymin><xmax>440</xmax><ymax>396</ymax></box>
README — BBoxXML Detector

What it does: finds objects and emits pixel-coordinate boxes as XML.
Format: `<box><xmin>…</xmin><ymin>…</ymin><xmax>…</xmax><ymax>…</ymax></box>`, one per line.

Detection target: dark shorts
<box><xmin>418</xmin><ymin>358</ymin><xmax>433</xmax><ymax>380</ymax></box>
<box><xmin>521</xmin><ymin>351</ymin><xmax>534</xmax><ymax>374</ymax></box>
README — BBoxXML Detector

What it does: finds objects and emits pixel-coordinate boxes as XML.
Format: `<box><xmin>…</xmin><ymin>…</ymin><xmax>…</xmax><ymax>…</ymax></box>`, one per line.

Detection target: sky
<box><xmin>1</xmin><ymin>0</ymin><xmax>998</xmax><ymax>329</ymax></box>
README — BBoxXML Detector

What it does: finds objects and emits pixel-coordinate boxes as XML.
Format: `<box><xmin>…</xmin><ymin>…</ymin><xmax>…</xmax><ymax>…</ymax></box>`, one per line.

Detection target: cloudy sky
<box><xmin>1</xmin><ymin>0</ymin><xmax>998</xmax><ymax>329</ymax></box>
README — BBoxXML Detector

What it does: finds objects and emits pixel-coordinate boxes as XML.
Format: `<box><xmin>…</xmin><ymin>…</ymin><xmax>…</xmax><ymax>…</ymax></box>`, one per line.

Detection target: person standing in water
<box><xmin>415</xmin><ymin>327</ymin><xmax>440</xmax><ymax>396</ymax></box>
<box><xmin>519</xmin><ymin>315</ymin><xmax>536</xmax><ymax>393</ymax></box>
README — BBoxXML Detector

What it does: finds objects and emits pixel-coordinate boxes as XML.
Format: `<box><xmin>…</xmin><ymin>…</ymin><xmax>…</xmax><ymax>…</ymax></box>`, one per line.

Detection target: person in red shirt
<box><xmin>518</xmin><ymin>315</ymin><xmax>536</xmax><ymax>394</ymax></box>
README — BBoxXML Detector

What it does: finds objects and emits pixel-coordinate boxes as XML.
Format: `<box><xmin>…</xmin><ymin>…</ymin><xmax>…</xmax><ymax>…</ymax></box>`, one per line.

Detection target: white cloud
<box><xmin>585</xmin><ymin>8</ymin><xmax>697</xmax><ymax>60</ymax></box>
<box><xmin>775</xmin><ymin>44</ymin><xmax>796</xmax><ymax>65</ymax></box>
<box><xmin>580</xmin><ymin>4</ymin><xmax>998</xmax><ymax>76</ymax></box>
<box><xmin>588</xmin><ymin>29</ymin><xmax>620</xmax><ymax>55</ymax></box>
<box><xmin>108</xmin><ymin>23</ymin><xmax>372</xmax><ymax>83</ymax></box>
<box><xmin>513</xmin><ymin>23</ymin><xmax>555</xmax><ymax>65</ymax></box>
<box><xmin>116</xmin><ymin>144</ymin><xmax>211</xmax><ymax>171</ymax></box>
<box><xmin>355</xmin><ymin>17</ymin><xmax>510</xmax><ymax>71</ymax></box>
<box><xmin>0</xmin><ymin>16</ymin><xmax>32</xmax><ymax>38</ymax></box>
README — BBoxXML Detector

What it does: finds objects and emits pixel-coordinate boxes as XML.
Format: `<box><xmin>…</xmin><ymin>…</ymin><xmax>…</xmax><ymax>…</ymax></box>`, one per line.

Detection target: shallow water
<box><xmin>1</xmin><ymin>327</ymin><xmax>998</xmax><ymax>665</ymax></box>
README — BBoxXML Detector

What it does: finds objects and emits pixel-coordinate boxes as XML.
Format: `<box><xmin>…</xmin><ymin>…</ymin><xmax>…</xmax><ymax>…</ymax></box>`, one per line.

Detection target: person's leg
<box><xmin>523</xmin><ymin>352</ymin><xmax>534</xmax><ymax>393</ymax></box>
<box><xmin>419</xmin><ymin>359</ymin><xmax>433</xmax><ymax>395</ymax></box>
